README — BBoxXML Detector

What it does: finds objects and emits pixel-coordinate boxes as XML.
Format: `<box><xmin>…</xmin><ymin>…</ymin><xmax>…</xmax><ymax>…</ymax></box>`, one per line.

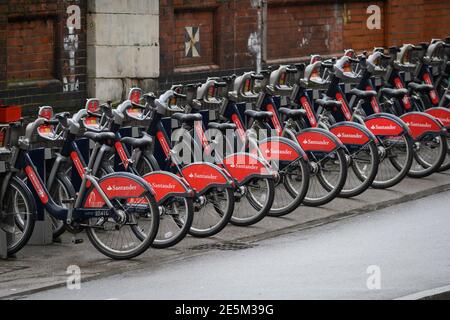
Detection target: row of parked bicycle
<box><xmin>1</xmin><ymin>37</ymin><xmax>449</xmax><ymax>260</ymax></box>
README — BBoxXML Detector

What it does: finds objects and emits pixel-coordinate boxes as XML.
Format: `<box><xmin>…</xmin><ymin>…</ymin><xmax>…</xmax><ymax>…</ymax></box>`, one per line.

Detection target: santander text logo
<box><xmin>106</xmin><ymin>184</ymin><xmax>138</xmax><ymax>192</ymax></box>
<box><xmin>370</xmin><ymin>124</ymin><xmax>397</xmax><ymax>131</ymax></box>
<box><xmin>302</xmin><ymin>139</ymin><xmax>330</xmax><ymax>146</ymax></box>
<box><xmin>336</xmin><ymin>132</ymin><xmax>363</xmax><ymax>139</ymax></box>
<box><xmin>187</xmin><ymin>172</ymin><xmax>218</xmax><ymax>180</ymax></box>
<box><xmin>151</xmin><ymin>182</ymin><xmax>176</xmax><ymax>190</ymax></box>
<box><xmin>405</xmin><ymin>121</ymin><xmax>432</xmax><ymax>128</ymax></box>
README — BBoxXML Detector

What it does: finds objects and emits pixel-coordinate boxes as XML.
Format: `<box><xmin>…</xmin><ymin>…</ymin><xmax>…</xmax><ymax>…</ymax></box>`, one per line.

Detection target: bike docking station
<box><xmin>25</xmin><ymin>110</ymin><xmax>92</xmax><ymax>246</ymax></box>
<box><xmin>27</xmin><ymin>139</ymin><xmax>54</xmax><ymax>245</ymax></box>
<box><xmin>0</xmin><ymin>135</ymin><xmax>9</xmax><ymax>258</ymax></box>
<box><xmin>0</xmin><ymin>119</ymin><xmax>23</xmax><ymax>258</ymax></box>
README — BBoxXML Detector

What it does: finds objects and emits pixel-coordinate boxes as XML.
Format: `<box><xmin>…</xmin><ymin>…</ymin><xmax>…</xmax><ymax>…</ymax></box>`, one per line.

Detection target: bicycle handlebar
<box><xmin>251</xmin><ymin>73</ymin><xmax>265</xmax><ymax>80</ymax></box>
<box><xmin>174</xmin><ymin>92</ymin><xmax>187</xmax><ymax>99</ymax></box>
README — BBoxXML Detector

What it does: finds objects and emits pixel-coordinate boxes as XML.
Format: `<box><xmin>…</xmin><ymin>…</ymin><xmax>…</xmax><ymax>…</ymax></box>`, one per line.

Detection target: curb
<box><xmin>396</xmin><ymin>285</ymin><xmax>450</xmax><ymax>300</ymax></box>
<box><xmin>3</xmin><ymin>180</ymin><xmax>450</xmax><ymax>300</ymax></box>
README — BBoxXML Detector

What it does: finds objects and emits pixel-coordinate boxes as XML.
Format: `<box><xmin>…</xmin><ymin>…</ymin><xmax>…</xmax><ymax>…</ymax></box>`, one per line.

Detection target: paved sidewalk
<box><xmin>1</xmin><ymin>171</ymin><xmax>450</xmax><ymax>299</ymax></box>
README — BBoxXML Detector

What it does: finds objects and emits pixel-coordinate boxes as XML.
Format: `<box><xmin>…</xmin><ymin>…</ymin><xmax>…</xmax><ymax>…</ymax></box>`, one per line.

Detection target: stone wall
<box><xmin>87</xmin><ymin>0</ymin><xmax>160</xmax><ymax>102</ymax></box>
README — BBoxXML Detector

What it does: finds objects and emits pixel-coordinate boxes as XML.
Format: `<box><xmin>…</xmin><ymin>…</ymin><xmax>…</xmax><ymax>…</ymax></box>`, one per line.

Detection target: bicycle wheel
<box><xmin>269</xmin><ymin>158</ymin><xmax>309</xmax><ymax>217</ymax></box>
<box><xmin>340</xmin><ymin>141</ymin><xmax>379</xmax><ymax>198</ymax></box>
<box><xmin>3</xmin><ymin>176</ymin><xmax>36</xmax><ymax>256</ymax></box>
<box><xmin>303</xmin><ymin>148</ymin><xmax>348</xmax><ymax>207</ymax></box>
<box><xmin>372</xmin><ymin>134</ymin><xmax>414</xmax><ymax>189</ymax></box>
<box><xmin>230</xmin><ymin>177</ymin><xmax>275</xmax><ymax>226</ymax></box>
<box><xmin>86</xmin><ymin>191</ymin><xmax>159</xmax><ymax>260</ymax></box>
<box><xmin>17</xmin><ymin>172</ymin><xmax>67</xmax><ymax>239</ymax></box>
<box><xmin>408</xmin><ymin>133</ymin><xmax>447</xmax><ymax>178</ymax></box>
<box><xmin>438</xmin><ymin>137</ymin><xmax>450</xmax><ymax>171</ymax></box>
<box><xmin>189</xmin><ymin>187</ymin><xmax>234</xmax><ymax>238</ymax></box>
<box><xmin>151</xmin><ymin>196</ymin><xmax>194</xmax><ymax>249</ymax></box>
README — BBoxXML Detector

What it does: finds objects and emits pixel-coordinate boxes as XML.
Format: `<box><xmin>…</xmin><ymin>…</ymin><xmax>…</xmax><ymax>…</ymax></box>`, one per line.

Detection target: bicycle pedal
<box><xmin>71</xmin><ymin>237</ymin><xmax>84</xmax><ymax>244</ymax></box>
<box><xmin>61</xmin><ymin>198</ymin><xmax>75</xmax><ymax>204</ymax></box>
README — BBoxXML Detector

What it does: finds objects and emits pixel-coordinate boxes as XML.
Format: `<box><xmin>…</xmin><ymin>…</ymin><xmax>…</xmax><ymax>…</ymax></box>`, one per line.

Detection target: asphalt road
<box><xmin>22</xmin><ymin>190</ymin><xmax>450</xmax><ymax>300</ymax></box>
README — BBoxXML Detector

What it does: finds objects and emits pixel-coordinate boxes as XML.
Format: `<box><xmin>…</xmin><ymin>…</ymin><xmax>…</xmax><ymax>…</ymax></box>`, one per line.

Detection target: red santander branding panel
<box><xmin>366</xmin><ymin>86</ymin><xmax>381</xmax><ymax>113</ymax></box>
<box><xmin>25</xmin><ymin>166</ymin><xmax>49</xmax><ymax>204</ymax></box>
<box><xmin>143</xmin><ymin>172</ymin><xmax>190</xmax><ymax>203</ymax></box>
<box><xmin>71</xmin><ymin>151</ymin><xmax>91</xmax><ymax>188</ymax></box>
<box><xmin>425</xmin><ymin>108</ymin><xmax>450</xmax><ymax>128</ymax></box>
<box><xmin>365</xmin><ymin>118</ymin><xmax>404</xmax><ymax>136</ymax></box>
<box><xmin>85</xmin><ymin>176</ymin><xmax>147</xmax><ymax>208</ymax></box>
<box><xmin>157</xmin><ymin>131</ymin><xmax>171</xmax><ymax>157</ymax></box>
<box><xmin>330</xmin><ymin>125</ymin><xmax>370</xmax><ymax>145</ymax></box>
<box><xmin>300</xmin><ymin>96</ymin><xmax>318</xmax><ymax>127</ymax></box>
<box><xmin>182</xmin><ymin>163</ymin><xmax>229</xmax><ymax>194</ymax></box>
<box><xmin>115</xmin><ymin>142</ymin><xmax>129</xmax><ymax>169</ymax></box>
<box><xmin>400</xmin><ymin>113</ymin><xmax>442</xmax><ymax>139</ymax></box>
<box><xmin>265</xmin><ymin>104</ymin><xmax>283</xmax><ymax>136</ymax></box>
<box><xmin>223</xmin><ymin>153</ymin><xmax>272</xmax><ymax>184</ymax></box>
<box><xmin>394</xmin><ymin>77</ymin><xmax>411</xmax><ymax>110</ymax></box>
<box><xmin>423</xmin><ymin>73</ymin><xmax>439</xmax><ymax>106</ymax></box>
<box><xmin>296</xmin><ymin>131</ymin><xmax>337</xmax><ymax>152</ymax></box>
<box><xmin>231</xmin><ymin>114</ymin><xmax>246</xmax><ymax>142</ymax></box>
<box><xmin>335</xmin><ymin>93</ymin><xmax>352</xmax><ymax>121</ymax></box>
<box><xmin>258</xmin><ymin>140</ymin><xmax>300</xmax><ymax>162</ymax></box>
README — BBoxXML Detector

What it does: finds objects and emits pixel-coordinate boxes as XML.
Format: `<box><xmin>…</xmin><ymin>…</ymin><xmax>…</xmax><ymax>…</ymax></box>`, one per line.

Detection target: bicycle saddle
<box><xmin>208</xmin><ymin>122</ymin><xmax>237</xmax><ymax>131</ymax></box>
<box><xmin>172</xmin><ymin>113</ymin><xmax>202</xmax><ymax>123</ymax></box>
<box><xmin>84</xmin><ymin>131</ymin><xmax>115</xmax><ymax>144</ymax></box>
<box><xmin>278</xmin><ymin>108</ymin><xmax>307</xmax><ymax>119</ymax></box>
<box><xmin>380</xmin><ymin>87</ymin><xmax>409</xmax><ymax>98</ymax></box>
<box><xmin>121</xmin><ymin>133</ymin><xmax>153</xmax><ymax>149</ymax></box>
<box><xmin>407</xmin><ymin>82</ymin><xmax>434</xmax><ymax>93</ymax></box>
<box><xmin>244</xmin><ymin>110</ymin><xmax>273</xmax><ymax>121</ymax></box>
<box><xmin>315</xmin><ymin>99</ymin><xmax>342</xmax><ymax>109</ymax></box>
<box><xmin>349</xmin><ymin>88</ymin><xmax>377</xmax><ymax>100</ymax></box>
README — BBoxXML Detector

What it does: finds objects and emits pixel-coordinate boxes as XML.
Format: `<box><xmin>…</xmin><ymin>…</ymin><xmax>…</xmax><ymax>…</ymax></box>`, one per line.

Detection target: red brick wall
<box><xmin>7</xmin><ymin>18</ymin><xmax>56</xmax><ymax>82</ymax></box>
<box><xmin>160</xmin><ymin>0</ymin><xmax>450</xmax><ymax>85</ymax></box>
<box><xmin>0</xmin><ymin>0</ymin><xmax>87</xmax><ymax>115</ymax></box>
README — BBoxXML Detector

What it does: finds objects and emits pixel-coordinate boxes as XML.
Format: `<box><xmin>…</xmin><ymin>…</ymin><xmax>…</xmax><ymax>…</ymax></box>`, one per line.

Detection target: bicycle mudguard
<box><xmin>223</xmin><ymin>152</ymin><xmax>277</xmax><ymax>186</ymax></box>
<box><xmin>142</xmin><ymin>171</ymin><xmax>193</xmax><ymax>204</ymax></box>
<box><xmin>296</xmin><ymin>128</ymin><xmax>344</xmax><ymax>153</ymax></box>
<box><xmin>181</xmin><ymin>163</ymin><xmax>233</xmax><ymax>195</ymax></box>
<box><xmin>256</xmin><ymin>136</ymin><xmax>308</xmax><ymax>162</ymax></box>
<box><xmin>84</xmin><ymin>172</ymin><xmax>154</xmax><ymax>208</ymax></box>
<box><xmin>364</xmin><ymin>113</ymin><xmax>409</xmax><ymax>137</ymax></box>
<box><xmin>425</xmin><ymin>107</ymin><xmax>450</xmax><ymax>129</ymax></box>
<box><xmin>329</xmin><ymin>122</ymin><xmax>377</xmax><ymax>146</ymax></box>
<box><xmin>400</xmin><ymin>112</ymin><xmax>445</xmax><ymax>140</ymax></box>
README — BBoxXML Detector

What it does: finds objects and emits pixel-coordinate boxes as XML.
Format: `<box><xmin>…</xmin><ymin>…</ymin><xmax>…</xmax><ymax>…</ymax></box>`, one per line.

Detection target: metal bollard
<box><xmin>0</xmin><ymin>228</ymin><xmax>7</xmax><ymax>259</ymax></box>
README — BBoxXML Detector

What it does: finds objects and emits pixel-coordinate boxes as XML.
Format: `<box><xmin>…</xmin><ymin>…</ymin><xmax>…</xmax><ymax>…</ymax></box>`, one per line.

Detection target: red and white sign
<box><xmin>330</xmin><ymin>125</ymin><xmax>370</xmax><ymax>145</ymax></box>
<box><xmin>400</xmin><ymin>113</ymin><xmax>442</xmax><ymax>139</ymax></box>
<box><xmin>157</xmin><ymin>131</ymin><xmax>171</xmax><ymax>157</ymax></box>
<box><xmin>394</xmin><ymin>77</ymin><xmax>412</xmax><ymax>110</ymax></box>
<box><xmin>335</xmin><ymin>93</ymin><xmax>352</xmax><ymax>121</ymax></box>
<box><xmin>143</xmin><ymin>172</ymin><xmax>190</xmax><ymax>203</ymax></box>
<box><xmin>425</xmin><ymin>108</ymin><xmax>450</xmax><ymax>128</ymax></box>
<box><xmin>115</xmin><ymin>142</ymin><xmax>129</xmax><ymax>169</ymax></box>
<box><xmin>266</xmin><ymin>104</ymin><xmax>283</xmax><ymax>136</ymax></box>
<box><xmin>182</xmin><ymin>163</ymin><xmax>229</xmax><ymax>193</ymax></box>
<box><xmin>300</xmin><ymin>96</ymin><xmax>318</xmax><ymax>127</ymax></box>
<box><xmin>85</xmin><ymin>176</ymin><xmax>147</xmax><ymax>208</ymax></box>
<box><xmin>231</xmin><ymin>113</ymin><xmax>246</xmax><ymax>142</ymax></box>
<box><xmin>258</xmin><ymin>140</ymin><xmax>301</xmax><ymax>162</ymax></box>
<box><xmin>25</xmin><ymin>165</ymin><xmax>49</xmax><ymax>204</ymax></box>
<box><xmin>366</xmin><ymin>86</ymin><xmax>381</xmax><ymax>113</ymax></box>
<box><xmin>223</xmin><ymin>153</ymin><xmax>272</xmax><ymax>184</ymax></box>
<box><xmin>423</xmin><ymin>73</ymin><xmax>439</xmax><ymax>105</ymax></box>
<box><xmin>296</xmin><ymin>131</ymin><xmax>338</xmax><ymax>152</ymax></box>
<box><xmin>365</xmin><ymin>117</ymin><xmax>404</xmax><ymax>136</ymax></box>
